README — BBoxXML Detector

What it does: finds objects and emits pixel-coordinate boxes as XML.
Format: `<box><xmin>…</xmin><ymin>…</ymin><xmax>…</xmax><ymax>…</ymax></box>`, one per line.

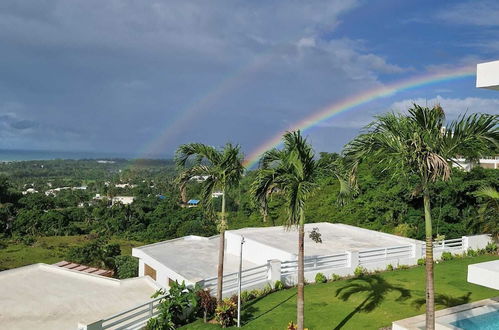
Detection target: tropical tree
<box><xmin>175</xmin><ymin>143</ymin><xmax>244</xmax><ymax>303</ymax></box>
<box><xmin>251</xmin><ymin>131</ymin><xmax>349</xmax><ymax>330</ymax></box>
<box><xmin>344</xmin><ymin>104</ymin><xmax>498</xmax><ymax>329</ymax></box>
<box><xmin>471</xmin><ymin>186</ymin><xmax>499</xmax><ymax>243</ymax></box>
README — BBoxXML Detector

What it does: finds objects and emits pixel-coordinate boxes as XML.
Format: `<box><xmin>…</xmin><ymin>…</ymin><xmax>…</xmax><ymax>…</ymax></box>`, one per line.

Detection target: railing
<box><xmin>359</xmin><ymin>245</ymin><xmax>413</xmax><ymax>265</ymax></box>
<box><xmin>281</xmin><ymin>253</ymin><xmax>349</xmax><ymax>275</ymax></box>
<box><xmin>203</xmin><ymin>263</ymin><xmax>269</xmax><ymax>294</ymax></box>
<box><xmin>83</xmin><ymin>295</ymin><xmax>165</xmax><ymax>330</ymax></box>
<box><xmin>433</xmin><ymin>238</ymin><xmax>463</xmax><ymax>251</ymax></box>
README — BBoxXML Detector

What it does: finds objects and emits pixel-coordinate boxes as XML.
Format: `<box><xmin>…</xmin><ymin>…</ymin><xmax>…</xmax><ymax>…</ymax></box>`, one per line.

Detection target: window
<box><xmin>144</xmin><ymin>263</ymin><xmax>156</xmax><ymax>280</ymax></box>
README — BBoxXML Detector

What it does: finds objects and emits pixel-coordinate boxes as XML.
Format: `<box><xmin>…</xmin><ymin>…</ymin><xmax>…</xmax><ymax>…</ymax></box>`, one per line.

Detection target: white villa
<box><xmin>132</xmin><ymin>223</ymin><xmax>491</xmax><ymax>296</ymax></box>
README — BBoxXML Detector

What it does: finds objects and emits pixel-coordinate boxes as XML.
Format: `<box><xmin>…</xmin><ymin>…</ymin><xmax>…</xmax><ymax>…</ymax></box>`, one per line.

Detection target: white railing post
<box><xmin>268</xmin><ymin>259</ymin><xmax>282</xmax><ymax>282</ymax></box>
<box><xmin>462</xmin><ymin>236</ymin><xmax>469</xmax><ymax>251</ymax></box>
<box><xmin>149</xmin><ymin>301</ymin><xmax>154</xmax><ymax>317</ymax></box>
<box><xmin>78</xmin><ymin>320</ymin><xmax>103</xmax><ymax>330</ymax></box>
<box><xmin>348</xmin><ymin>250</ymin><xmax>359</xmax><ymax>268</ymax></box>
<box><xmin>314</xmin><ymin>257</ymin><xmax>317</xmax><ymax>269</ymax></box>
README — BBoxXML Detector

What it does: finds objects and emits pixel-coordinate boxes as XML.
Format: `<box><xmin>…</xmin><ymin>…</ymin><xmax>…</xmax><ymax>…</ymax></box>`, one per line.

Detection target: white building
<box><xmin>0</xmin><ymin>263</ymin><xmax>160</xmax><ymax>330</ymax></box>
<box><xmin>133</xmin><ymin>223</ymin><xmax>491</xmax><ymax>296</ymax></box>
<box><xmin>111</xmin><ymin>196</ymin><xmax>135</xmax><ymax>206</ymax></box>
<box><xmin>476</xmin><ymin>60</ymin><xmax>499</xmax><ymax>90</ymax></box>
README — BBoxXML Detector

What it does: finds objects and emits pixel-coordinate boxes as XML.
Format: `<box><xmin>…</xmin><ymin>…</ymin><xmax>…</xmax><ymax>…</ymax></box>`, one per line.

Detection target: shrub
<box><xmin>386</xmin><ymin>264</ymin><xmax>394</xmax><ymax>271</ymax></box>
<box><xmin>114</xmin><ymin>255</ymin><xmax>138</xmax><ymax>279</ymax></box>
<box><xmin>315</xmin><ymin>272</ymin><xmax>327</xmax><ymax>283</ymax></box>
<box><xmin>287</xmin><ymin>321</ymin><xmax>298</xmax><ymax>330</ymax></box>
<box><xmin>331</xmin><ymin>273</ymin><xmax>341</xmax><ymax>281</ymax></box>
<box><xmin>398</xmin><ymin>264</ymin><xmax>410</xmax><ymax>270</ymax></box>
<box><xmin>250</xmin><ymin>289</ymin><xmax>263</xmax><ymax>298</ymax></box>
<box><xmin>146</xmin><ymin>281</ymin><xmax>199</xmax><ymax>330</ymax></box>
<box><xmin>263</xmin><ymin>283</ymin><xmax>273</xmax><ymax>295</ymax></box>
<box><xmin>486</xmin><ymin>242</ymin><xmax>497</xmax><ymax>253</ymax></box>
<box><xmin>274</xmin><ymin>280</ymin><xmax>285</xmax><ymax>291</ymax></box>
<box><xmin>215</xmin><ymin>298</ymin><xmax>237</xmax><ymax>328</ymax></box>
<box><xmin>196</xmin><ymin>289</ymin><xmax>216</xmax><ymax>323</ymax></box>
<box><xmin>20</xmin><ymin>235</ymin><xmax>36</xmax><ymax>246</ymax></box>
<box><xmin>441</xmin><ymin>252</ymin><xmax>453</xmax><ymax>261</ymax></box>
<box><xmin>467</xmin><ymin>249</ymin><xmax>478</xmax><ymax>257</ymax></box>
<box><xmin>354</xmin><ymin>266</ymin><xmax>368</xmax><ymax>277</ymax></box>
<box><xmin>240</xmin><ymin>290</ymin><xmax>253</xmax><ymax>303</ymax></box>
<box><xmin>417</xmin><ymin>258</ymin><xmax>425</xmax><ymax>266</ymax></box>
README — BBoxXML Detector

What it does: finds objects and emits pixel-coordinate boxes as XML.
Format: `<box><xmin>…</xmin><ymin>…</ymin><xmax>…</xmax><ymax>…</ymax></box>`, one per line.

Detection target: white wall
<box><xmin>225</xmin><ymin>231</ymin><xmax>295</xmax><ymax>264</ymax></box>
<box><xmin>477</xmin><ymin>60</ymin><xmax>499</xmax><ymax>90</ymax></box>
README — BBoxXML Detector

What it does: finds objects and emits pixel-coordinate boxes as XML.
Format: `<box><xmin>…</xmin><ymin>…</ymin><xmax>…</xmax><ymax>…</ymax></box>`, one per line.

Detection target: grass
<box><xmin>182</xmin><ymin>255</ymin><xmax>499</xmax><ymax>330</ymax></box>
<box><xmin>0</xmin><ymin>235</ymin><xmax>144</xmax><ymax>270</ymax></box>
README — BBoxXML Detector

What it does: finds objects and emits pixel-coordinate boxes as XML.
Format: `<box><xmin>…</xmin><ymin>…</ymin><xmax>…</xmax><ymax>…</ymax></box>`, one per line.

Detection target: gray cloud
<box><xmin>0</xmin><ymin>1</ymin><xmax>420</xmax><ymax>156</ymax></box>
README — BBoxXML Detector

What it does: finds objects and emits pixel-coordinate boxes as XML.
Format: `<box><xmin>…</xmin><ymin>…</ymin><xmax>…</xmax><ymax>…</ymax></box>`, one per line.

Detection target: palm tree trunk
<box><xmin>217</xmin><ymin>190</ymin><xmax>226</xmax><ymax>303</ymax></box>
<box><xmin>297</xmin><ymin>212</ymin><xmax>305</xmax><ymax>330</ymax></box>
<box><xmin>423</xmin><ymin>190</ymin><xmax>435</xmax><ymax>330</ymax></box>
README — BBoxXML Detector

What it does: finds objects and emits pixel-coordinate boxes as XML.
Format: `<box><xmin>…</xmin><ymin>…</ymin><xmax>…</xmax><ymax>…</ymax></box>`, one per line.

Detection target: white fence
<box><xmin>281</xmin><ymin>253</ymin><xmax>349</xmax><ymax>276</ymax></box>
<box><xmin>79</xmin><ymin>296</ymin><xmax>164</xmax><ymax>330</ymax></box>
<box><xmin>201</xmin><ymin>263</ymin><xmax>270</xmax><ymax>295</ymax></box>
<box><xmin>359</xmin><ymin>245</ymin><xmax>413</xmax><ymax>265</ymax></box>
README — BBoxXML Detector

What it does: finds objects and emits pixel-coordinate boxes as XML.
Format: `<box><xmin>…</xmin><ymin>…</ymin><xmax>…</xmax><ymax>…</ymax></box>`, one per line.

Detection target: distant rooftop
<box><xmin>0</xmin><ymin>263</ymin><xmax>159</xmax><ymax>330</ymax></box>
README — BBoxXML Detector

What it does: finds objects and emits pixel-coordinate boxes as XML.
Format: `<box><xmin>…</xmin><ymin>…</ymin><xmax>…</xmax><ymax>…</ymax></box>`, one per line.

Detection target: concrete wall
<box><xmin>133</xmin><ymin>249</ymin><xmax>192</xmax><ymax>289</ymax></box>
<box><xmin>477</xmin><ymin>60</ymin><xmax>499</xmax><ymax>90</ymax></box>
<box><xmin>468</xmin><ymin>261</ymin><xmax>499</xmax><ymax>290</ymax></box>
<box><xmin>463</xmin><ymin>234</ymin><xmax>492</xmax><ymax>250</ymax></box>
<box><xmin>225</xmin><ymin>231</ymin><xmax>295</xmax><ymax>264</ymax></box>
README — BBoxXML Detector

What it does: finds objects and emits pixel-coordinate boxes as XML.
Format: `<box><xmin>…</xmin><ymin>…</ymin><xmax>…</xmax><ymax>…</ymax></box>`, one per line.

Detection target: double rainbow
<box><xmin>243</xmin><ymin>65</ymin><xmax>476</xmax><ymax>168</ymax></box>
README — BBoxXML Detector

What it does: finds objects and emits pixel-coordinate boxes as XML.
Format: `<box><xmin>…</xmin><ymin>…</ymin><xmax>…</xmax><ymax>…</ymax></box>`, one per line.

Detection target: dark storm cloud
<box><xmin>1</xmin><ymin>0</ymin><xmax>468</xmax><ymax>157</ymax></box>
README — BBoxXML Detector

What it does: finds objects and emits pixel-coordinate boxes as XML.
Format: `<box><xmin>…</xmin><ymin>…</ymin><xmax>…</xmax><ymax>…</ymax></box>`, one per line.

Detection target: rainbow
<box><xmin>243</xmin><ymin>65</ymin><xmax>476</xmax><ymax>168</ymax></box>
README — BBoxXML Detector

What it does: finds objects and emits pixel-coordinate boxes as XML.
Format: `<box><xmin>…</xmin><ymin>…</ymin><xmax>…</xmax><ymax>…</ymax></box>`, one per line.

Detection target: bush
<box><xmin>262</xmin><ymin>283</ymin><xmax>273</xmax><ymax>295</ymax></box>
<box><xmin>196</xmin><ymin>289</ymin><xmax>216</xmax><ymax>323</ymax></box>
<box><xmin>441</xmin><ymin>252</ymin><xmax>453</xmax><ymax>261</ymax></box>
<box><xmin>386</xmin><ymin>264</ymin><xmax>394</xmax><ymax>271</ymax></box>
<box><xmin>146</xmin><ymin>281</ymin><xmax>199</xmax><ymax>330</ymax></box>
<box><xmin>114</xmin><ymin>255</ymin><xmax>138</xmax><ymax>279</ymax></box>
<box><xmin>215</xmin><ymin>298</ymin><xmax>237</xmax><ymax>328</ymax></box>
<box><xmin>417</xmin><ymin>258</ymin><xmax>425</xmax><ymax>266</ymax></box>
<box><xmin>331</xmin><ymin>273</ymin><xmax>341</xmax><ymax>281</ymax></box>
<box><xmin>274</xmin><ymin>280</ymin><xmax>284</xmax><ymax>291</ymax></box>
<box><xmin>354</xmin><ymin>266</ymin><xmax>368</xmax><ymax>277</ymax></box>
<box><xmin>467</xmin><ymin>249</ymin><xmax>478</xmax><ymax>257</ymax></box>
<box><xmin>398</xmin><ymin>264</ymin><xmax>410</xmax><ymax>270</ymax></box>
<box><xmin>315</xmin><ymin>272</ymin><xmax>327</xmax><ymax>283</ymax></box>
<box><xmin>240</xmin><ymin>290</ymin><xmax>253</xmax><ymax>303</ymax></box>
<box><xmin>486</xmin><ymin>242</ymin><xmax>497</xmax><ymax>253</ymax></box>
<box><xmin>287</xmin><ymin>321</ymin><xmax>298</xmax><ymax>330</ymax></box>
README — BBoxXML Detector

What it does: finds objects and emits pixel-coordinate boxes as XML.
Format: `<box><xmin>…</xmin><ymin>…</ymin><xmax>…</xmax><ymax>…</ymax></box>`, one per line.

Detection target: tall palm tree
<box><xmin>175</xmin><ymin>143</ymin><xmax>244</xmax><ymax>303</ymax></box>
<box><xmin>251</xmin><ymin>131</ymin><xmax>349</xmax><ymax>330</ymax></box>
<box><xmin>344</xmin><ymin>104</ymin><xmax>498</xmax><ymax>329</ymax></box>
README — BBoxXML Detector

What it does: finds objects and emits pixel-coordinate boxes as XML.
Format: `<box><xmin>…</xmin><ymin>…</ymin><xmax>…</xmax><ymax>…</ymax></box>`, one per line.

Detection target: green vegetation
<box><xmin>181</xmin><ymin>255</ymin><xmax>499</xmax><ymax>329</ymax></box>
<box><xmin>0</xmin><ymin>235</ymin><xmax>143</xmax><ymax>271</ymax></box>
<box><xmin>345</xmin><ymin>106</ymin><xmax>498</xmax><ymax>328</ymax></box>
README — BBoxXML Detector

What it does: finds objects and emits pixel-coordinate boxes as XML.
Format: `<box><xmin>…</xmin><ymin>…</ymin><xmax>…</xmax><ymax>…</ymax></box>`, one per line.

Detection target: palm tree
<box><xmin>175</xmin><ymin>143</ymin><xmax>244</xmax><ymax>303</ymax></box>
<box><xmin>251</xmin><ymin>131</ymin><xmax>349</xmax><ymax>330</ymax></box>
<box><xmin>344</xmin><ymin>104</ymin><xmax>498</xmax><ymax>329</ymax></box>
<box><xmin>472</xmin><ymin>186</ymin><xmax>499</xmax><ymax>243</ymax></box>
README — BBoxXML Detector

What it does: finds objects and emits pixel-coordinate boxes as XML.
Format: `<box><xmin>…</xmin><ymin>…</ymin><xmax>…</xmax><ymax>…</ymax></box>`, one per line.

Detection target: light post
<box><xmin>237</xmin><ymin>236</ymin><xmax>245</xmax><ymax>328</ymax></box>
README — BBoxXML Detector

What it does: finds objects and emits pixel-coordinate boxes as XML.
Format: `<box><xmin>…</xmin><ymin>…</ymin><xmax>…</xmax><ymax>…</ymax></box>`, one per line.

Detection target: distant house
<box><xmin>211</xmin><ymin>191</ymin><xmax>224</xmax><ymax>198</ymax></box>
<box><xmin>190</xmin><ymin>175</ymin><xmax>210</xmax><ymax>183</ymax></box>
<box><xmin>112</xmin><ymin>196</ymin><xmax>135</xmax><ymax>206</ymax></box>
<box><xmin>115</xmin><ymin>183</ymin><xmax>138</xmax><ymax>189</ymax></box>
<box><xmin>45</xmin><ymin>186</ymin><xmax>87</xmax><ymax>196</ymax></box>
<box><xmin>22</xmin><ymin>188</ymin><xmax>38</xmax><ymax>195</ymax></box>
<box><xmin>453</xmin><ymin>156</ymin><xmax>499</xmax><ymax>171</ymax></box>
<box><xmin>187</xmin><ymin>199</ymin><xmax>200</xmax><ymax>207</ymax></box>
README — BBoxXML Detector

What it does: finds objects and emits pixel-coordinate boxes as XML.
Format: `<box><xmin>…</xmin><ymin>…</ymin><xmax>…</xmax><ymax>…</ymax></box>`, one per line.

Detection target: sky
<box><xmin>0</xmin><ymin>0</ymin><xmax>498</xmax><ymax>159</ymax></box>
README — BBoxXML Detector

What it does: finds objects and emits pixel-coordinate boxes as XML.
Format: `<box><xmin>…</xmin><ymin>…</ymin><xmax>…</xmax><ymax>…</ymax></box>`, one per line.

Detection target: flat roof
<box><xmin>231</xmin><ymin>223</ymin><xmax>418</xmax><ymax>256</ymax></box>
<box><xmin>135</xmin><ymin>236</ymin><xmax>258</xmax><ymax>282</ymax></box>
<box><xmin>0</xmin><ymin>263</ymin><xmax>160</xmax><ymax>330</ymax></box>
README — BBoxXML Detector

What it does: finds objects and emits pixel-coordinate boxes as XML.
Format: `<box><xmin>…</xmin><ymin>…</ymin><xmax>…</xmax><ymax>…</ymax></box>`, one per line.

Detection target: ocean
<box><xmin>0</xmin><ymin>149</ymin><xmax>132</xmax><ymax>161</ymax></box>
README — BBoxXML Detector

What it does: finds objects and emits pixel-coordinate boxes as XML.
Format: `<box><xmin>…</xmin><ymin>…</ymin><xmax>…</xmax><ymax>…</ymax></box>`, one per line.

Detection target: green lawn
<box><xmin>182</xmin><ymin>255</ymin><xmax>499</xmax><ymax>330</ymax></box>
<box><xmin>0</xmin><ymin>235</ymin><xmax>144</xmax><ymax>270</ymax></box>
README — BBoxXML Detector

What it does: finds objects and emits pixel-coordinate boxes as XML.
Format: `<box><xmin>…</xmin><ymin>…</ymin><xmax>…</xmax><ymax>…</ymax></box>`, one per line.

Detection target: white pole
<box><xmin>237</xmin><ymin>236</ymin><xmax>245</xmax><ymax>328</ymax></box>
